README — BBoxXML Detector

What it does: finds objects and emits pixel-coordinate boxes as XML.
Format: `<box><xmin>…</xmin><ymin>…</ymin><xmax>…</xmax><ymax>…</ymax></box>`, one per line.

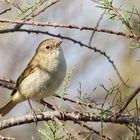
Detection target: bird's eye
<box><xmin>46</xmin><ymin>46</ymin><xmax>50</xmax><ymax>49</ymax></box>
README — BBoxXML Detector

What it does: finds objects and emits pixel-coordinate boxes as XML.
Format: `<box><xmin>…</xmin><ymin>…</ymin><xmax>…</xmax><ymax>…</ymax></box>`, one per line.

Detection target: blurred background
<box><xmin>0</xmin><ymin>0</ymin><xmax>140</xmax><ymax>139</ymax></box>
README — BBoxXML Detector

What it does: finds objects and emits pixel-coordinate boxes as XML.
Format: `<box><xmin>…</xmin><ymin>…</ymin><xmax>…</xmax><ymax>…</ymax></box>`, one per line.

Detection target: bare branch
<box><xmin>0</xmin><ymin>79</ymin><xmax>15</xmax><ymax>90</ymax></box>
<box><xmin>0</xmin><ymin>8</ymin><xmax>11</xmax><ymax>16</ymax></box>
<box><xmin>0</xmin><ymin>111</ymin><xmax>140</xmax><ymax>131</ymax></box>
<box><xmin>88</xmin><ymin>10</ymin><xmax>105</xmax><ymax>46</ymax></box>
<box><xmin>116</xmin><ymin>85</ymin><xmax>140</xmax><ymax>117</ymax></box>
<box><xmin>0</xmin><ymin>19</ymin><xmax>139</xmax><ymax>41</ymax></box>
<box><xmin>77</xmin><ymin>121</ymin><xmax>112</xmax><ymax>140</ymax></box>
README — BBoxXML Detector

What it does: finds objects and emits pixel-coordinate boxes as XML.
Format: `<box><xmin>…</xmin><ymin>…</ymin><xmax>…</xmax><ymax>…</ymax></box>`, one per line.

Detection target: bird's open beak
<box><xmin>56</xmin><ymin>40</ymin><xmax>62</xmax><ymax>47</ymax></box>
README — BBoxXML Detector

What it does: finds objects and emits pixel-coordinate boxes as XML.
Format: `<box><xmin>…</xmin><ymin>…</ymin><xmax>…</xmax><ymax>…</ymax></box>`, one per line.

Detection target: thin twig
<box><xmin>30</xmin><ymin>0</ymin><xmax>61</xmax><ymax>20</ymax></box>
<box><xmin>0</xmin><ymin>79</ymin><xmax>15</xmax><ymax>90</ymax></box>
<box><xmin>13</xmin><ymin>0</ymin><xmax>61</xmax><ymax>29</ymax></box>
<box><xmin>55</xmin><ymin>95</ymin><xmax>93</xmax><ymax>108</ymax></box>
<box><xmin>111</xmin><ymin>3</ymin><xmax>138</xmax><ymax>39</ymax></box>
<box><xmin>77</xmin><ymin>121</ymin><xmax>112</xmax><ymax>140</ymax></box>
<box><xmin>0</xmin><ymin>8</ymin><xmax>11</xmax><ymax>16</ymax></box>
<box><xmin>53</xmin><ymin>117</ymin><xmax>73</xmax><ymax>139</ymax></box>
<box><xmin>88</xmin><ymin>10</ymin><xmax>105</xmax><ymax>46</ymax></box>
<box><xmin>116</xmin><ymin>85</ymin><xmax>140</xmax><ymax>116</ymax></box>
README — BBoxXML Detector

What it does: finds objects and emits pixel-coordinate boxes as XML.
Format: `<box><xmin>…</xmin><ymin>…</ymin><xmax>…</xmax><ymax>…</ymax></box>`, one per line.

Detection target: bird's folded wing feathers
<box><xmin>11</xmin><ymin>62</ymin><xmax>37</xmax><ymax>96</ymax></box>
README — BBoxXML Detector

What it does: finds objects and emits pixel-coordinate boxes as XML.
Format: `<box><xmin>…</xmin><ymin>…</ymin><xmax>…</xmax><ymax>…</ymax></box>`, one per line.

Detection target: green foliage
<box><xmin>127</xmin><ymin>125</ymin><xmax>137</xmax><ymax>140</ymax></box>
<box><xmin>57</xmin><ymin>66</ymin><xmax>76</xmax><ymax>98</ymax></box>
<box><xmin>137</xmin><ymin>21</ymin><xmax>140</xmax><ymax>35</ymax></box>
<box><xmin>95</xmin><ymin>0</ymin><xmax>136</xmax><ymax>33</ymax></box>
<box><xmin>130</xmin><ymin>43</ymin><xmax>140</xmax><ymax>49</ymax></box>
<box><xmin>17</xmin><ymin>0</ymin><xmax>43</xmax><ymax>18</ymax></box>
<box><xmin>38</xmin><ymin>121</ymin><xmax>65</xmax><ymax>140</ymax></box>
<box><xmin>0</xmin><ymin>0</ymin><xmax>45</xmax><ymax>30</ymax></box>
<box><xmin>96</xmin><ymin>0</ymin><xmax>113</xmax><ymax>10</ymax></box>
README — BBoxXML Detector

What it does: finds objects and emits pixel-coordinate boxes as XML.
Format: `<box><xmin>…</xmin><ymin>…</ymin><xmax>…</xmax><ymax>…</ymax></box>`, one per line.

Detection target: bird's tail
<box><xmin>0</xmin><ymin>91</ymin><xmax>26</xmax><ymax>116</ymax></box>
<box><xmin>0</xmin><ymin>98</ymin><xmax>17</xmax><ymax>116</ymax></box>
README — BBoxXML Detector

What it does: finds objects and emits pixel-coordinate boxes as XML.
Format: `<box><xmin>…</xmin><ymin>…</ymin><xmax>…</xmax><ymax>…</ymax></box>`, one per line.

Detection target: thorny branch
<box><xmin>0</xmin><ymin>19</ymin><xmax>139</xmax><ymax>41</ymax></box>
<box><xmin>0</xmin><ymin>8</ymin><xmax>11</xmax><ymax>16</ymax></box>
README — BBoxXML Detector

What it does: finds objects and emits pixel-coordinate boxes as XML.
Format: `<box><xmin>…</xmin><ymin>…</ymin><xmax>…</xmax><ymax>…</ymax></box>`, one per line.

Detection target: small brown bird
<box><xmin>0</xmin><ymin>38</ymin><xmax>67</xmax><ymax>116</ymax></box>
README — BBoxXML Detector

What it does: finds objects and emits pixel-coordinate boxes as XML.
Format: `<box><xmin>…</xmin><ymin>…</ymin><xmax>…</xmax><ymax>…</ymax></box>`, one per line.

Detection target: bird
<box><xmin>0</xmin><ymin>38</ymin><xmax>67</xmax><ymax>116</ymax></box>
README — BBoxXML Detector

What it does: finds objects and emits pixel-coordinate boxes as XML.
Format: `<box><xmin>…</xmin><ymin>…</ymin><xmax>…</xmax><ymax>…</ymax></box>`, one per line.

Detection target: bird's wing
<box><xmin>11</xmin><ymin>61</ymin><xmax>37</xmax><ymax>96</ymax></box>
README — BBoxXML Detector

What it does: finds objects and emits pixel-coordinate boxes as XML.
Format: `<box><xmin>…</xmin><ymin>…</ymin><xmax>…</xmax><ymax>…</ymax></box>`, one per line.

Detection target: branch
<box><xmin>13</xmin><ymin>0</ymin><xmax>61</xmax><ymax>29</ymax></box>
<box><xmin>30</xmin><ymin>0</ymin><xmax>61</xmax><ymax>20</ymax></box>
<box><xmin>0</xmin><ymin>111</ymin><xmax>140</xmax><ymax>131</ymax></box>
<box><xmin>0</xmin><ymin>19</ymin><xmax>138</xmax><ymax>41</ymax></box>
<box><xmin>0</xmin><ymin>79</ymin><xmax>15</xmax><ymax>90</ymax></box>
<box><xmin>55</xmin><ymin>95</ymin><xmax>93</xmax><ymax>108</ymax></box>
<box><xmin>116</xmin><ymin>85</ymin><xmax>140</xmax><ymax>116</ymax></box>
<box><xmin>1</xmin><ymin>78</ymin><xmax>140</xmax><ymax>122</ymax></box>
<box><xmin>88</xmin><ymin>10</ymin><xmax>105</xmax><ymax>46</ymax></box>
<box><xmin>76</xmin><ymin>121</ymin><xmax>112</xmax><ymax>140</ymax></box>
<box><xmin>0</xmin><ymin>8</ymin><xmax>11</xmax><ymax>16</ymax></box>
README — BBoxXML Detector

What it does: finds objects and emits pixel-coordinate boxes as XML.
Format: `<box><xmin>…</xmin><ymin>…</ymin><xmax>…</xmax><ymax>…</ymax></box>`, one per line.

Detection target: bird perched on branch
<box><xmin>0</xmin><ymin>38</ymin><xmax>67</xmax><ymax>116</ymax></box>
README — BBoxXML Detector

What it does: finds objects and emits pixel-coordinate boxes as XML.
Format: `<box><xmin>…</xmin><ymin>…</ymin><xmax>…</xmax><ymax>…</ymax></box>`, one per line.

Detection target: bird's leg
<box><xmin>27</xmin><ymin>98</ymin><xmax>38</xmax><ymax>125</ymax></box>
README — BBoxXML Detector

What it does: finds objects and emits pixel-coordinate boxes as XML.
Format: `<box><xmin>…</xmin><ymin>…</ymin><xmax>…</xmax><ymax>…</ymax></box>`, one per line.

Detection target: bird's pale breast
<box><xmin>18</xmin><ymin>48</ymin><xmax>66</xmax><ymax>101</ymax></box>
